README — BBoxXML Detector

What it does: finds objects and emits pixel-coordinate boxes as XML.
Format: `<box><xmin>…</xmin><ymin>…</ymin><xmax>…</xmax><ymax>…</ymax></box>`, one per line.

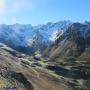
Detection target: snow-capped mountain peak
<box><xmin>50</xmin><ymin>29</ymin><xmax>64</xmax><ymax>41</ymax></box>
<box><xmin>0</xmin><ymin>20</ymin><xmax>72</xmax><ymax>53</ymax></box>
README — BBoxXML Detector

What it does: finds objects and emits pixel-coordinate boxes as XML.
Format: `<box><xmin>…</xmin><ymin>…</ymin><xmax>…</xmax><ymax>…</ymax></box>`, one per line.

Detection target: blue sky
<box><xmin>0</xmin><ymin>0</ymin><xmax>90</xmax><ymax>25</ymax></box>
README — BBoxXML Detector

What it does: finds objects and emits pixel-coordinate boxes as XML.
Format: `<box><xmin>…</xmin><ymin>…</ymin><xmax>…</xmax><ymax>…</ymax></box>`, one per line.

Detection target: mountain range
<box><xmin>0</xmin><ymin>21</ymin><xmax>90</xmax><ymax>90</ymax></box>
<box><xmin>44</xmin><ymin>22</ymin><xmax>90</xmax><ymax>61</ymax></box>
<box><xmin>43</xmin><ymin>22</ymin><xmax>90</xmax><ymax>90</ymax></box>
<box><xmin>0</xmin><ymin>21</ymin><xmax>71</xmax><ymax>54</ymax></box>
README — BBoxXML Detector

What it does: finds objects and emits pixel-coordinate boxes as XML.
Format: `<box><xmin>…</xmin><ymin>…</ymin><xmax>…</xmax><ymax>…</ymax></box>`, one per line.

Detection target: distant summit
<box><xmin>0</xmin><ymin>21</ymin><xmax>71</xmax><ymax>54</ymax></box>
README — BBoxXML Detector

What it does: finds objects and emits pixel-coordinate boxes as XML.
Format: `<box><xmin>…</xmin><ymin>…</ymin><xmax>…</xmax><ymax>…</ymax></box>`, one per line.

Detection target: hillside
<box><xmin>0</xmin><ymin>43</ymin><xmax>73</xmax><ymax>90</ymax></box>
<box><xmin>43</xmin><ymin>22</ymin><xmax>90</xmax><ymax>90</ymax></box>
<box><xmin>0</xmin><ymin>22</ymin><xmax>90</xmax><ymax>90</ymax></box>
<box><xmin>44</xmin><ymin>22</ymin><xmax>90</xmax><ymax>62</ymax></box>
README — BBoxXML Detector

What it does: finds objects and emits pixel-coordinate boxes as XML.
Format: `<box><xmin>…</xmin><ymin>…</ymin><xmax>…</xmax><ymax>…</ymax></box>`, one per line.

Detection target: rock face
<box><xmin>0</xmin><ymin>21</ymin><xmax>71</xmax><ymax>54</ymax></box>
<box><xmin>44</xmin><ymin>22</ymin><xmax>90</xmax><ymax>61</ymax></box>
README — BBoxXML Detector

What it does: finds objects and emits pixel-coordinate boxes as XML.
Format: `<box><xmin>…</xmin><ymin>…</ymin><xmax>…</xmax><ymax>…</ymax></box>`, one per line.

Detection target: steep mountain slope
<box><xmin>27</xmin><ymin>30</ymin><xmax>51</xmax><ymax>52</ymax></box>
<box><xmin>44</xmin><ymin>22</ymin><xmax>90</xmax><ymax>61</ymax></box>
<box><xmin>43</xmin><ymin>23</ymin><xmax>90</xmax><ymax>90</ymax></box>
<box><xmin>0</xmin><ymin>21</ymin><xmax>71</xmax><ymax>53</ymax></box>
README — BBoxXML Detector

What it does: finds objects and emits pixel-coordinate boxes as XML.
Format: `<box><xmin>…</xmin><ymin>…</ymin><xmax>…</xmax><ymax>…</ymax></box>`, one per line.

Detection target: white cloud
<box><xmin>0</xmin><ymin>0</ymin><xmax>47</xmax><ymax>23</ymax></box>
<box><xmin>0</xmin><ymin>0</ymin><xmax>44</xmax><ymax>16</ymax></box>
<box><xmin>0</xmin><ymin>0</ymin><xmax>6</xmax><ymax>16</ymax></box>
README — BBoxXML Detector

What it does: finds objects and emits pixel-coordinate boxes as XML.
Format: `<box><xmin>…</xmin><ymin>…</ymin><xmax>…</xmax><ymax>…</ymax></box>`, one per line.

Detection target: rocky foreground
<box><xmin>0</xmin><ymin>43</ymin><xmax>74</xmax><ymax>90</ymax></box>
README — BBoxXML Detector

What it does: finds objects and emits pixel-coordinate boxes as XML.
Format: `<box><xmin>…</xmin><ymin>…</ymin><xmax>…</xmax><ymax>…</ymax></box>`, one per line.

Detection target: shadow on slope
<box><xmin>11</xmin><ymin>71</ymin><xmax>34</xmax><ymax>90</ymax></box>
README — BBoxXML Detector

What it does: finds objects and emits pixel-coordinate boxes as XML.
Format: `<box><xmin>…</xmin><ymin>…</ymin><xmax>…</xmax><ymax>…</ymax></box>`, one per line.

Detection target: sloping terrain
<box><xmin>43</xmin><ymin>22</ymin><xmax>90</xmax><ymax>90</ymax></box>
<box><xmin>0</xmin><ymin>22</ymin><xmax>90</xmax><ymax>90</ymax></box>
<box><xmin>0</xmin><ymin>43</ymin><xmax>73</xmax><ymax>90</ymax></box>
